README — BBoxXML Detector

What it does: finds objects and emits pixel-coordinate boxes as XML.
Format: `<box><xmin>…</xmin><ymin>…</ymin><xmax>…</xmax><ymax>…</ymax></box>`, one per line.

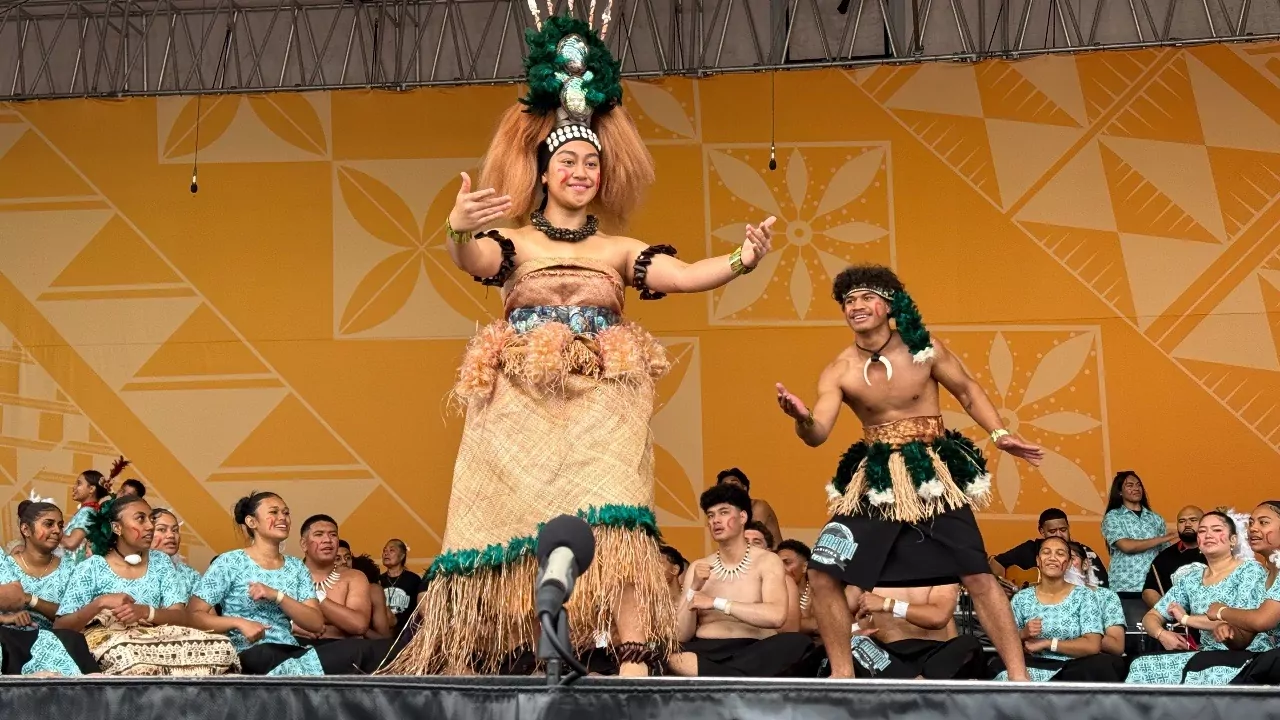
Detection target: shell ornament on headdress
<box><xmin>519</xmin><ymin>4</ymin><xmax>623</xmax><ymax>156</ymax></box>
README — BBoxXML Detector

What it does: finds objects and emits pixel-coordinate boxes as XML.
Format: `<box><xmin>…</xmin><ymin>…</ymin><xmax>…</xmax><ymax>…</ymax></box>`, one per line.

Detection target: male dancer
<box><xmin>775</xmin><ymin>264</ymin><xmax>1041</xmax><ymax>680</ymax></box>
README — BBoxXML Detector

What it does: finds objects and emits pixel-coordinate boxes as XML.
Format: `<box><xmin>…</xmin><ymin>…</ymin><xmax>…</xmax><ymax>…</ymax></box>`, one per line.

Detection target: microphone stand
<box><xmin>538</xmin><ymin>607</ymin><xmax>589</xmax><ymax>687</ymax></box>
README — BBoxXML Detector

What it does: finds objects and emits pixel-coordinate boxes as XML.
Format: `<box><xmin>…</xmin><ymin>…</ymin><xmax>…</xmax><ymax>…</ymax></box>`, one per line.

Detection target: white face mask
<box><xmin>1064</xmin><ymin>566</ymin><xmax>1089</xmax><ymax>587</ymax></box>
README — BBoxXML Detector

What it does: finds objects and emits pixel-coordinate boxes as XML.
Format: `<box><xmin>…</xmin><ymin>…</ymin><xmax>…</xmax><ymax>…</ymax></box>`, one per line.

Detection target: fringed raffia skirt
<box><xmin>381</xmin><ymin>319</ymin><xmax>678</xmax><ymax>675</ymax></box>
<box><xmin>825</xmin><ymin>416</ymin><xmax>994</xmax><ymax>523</ymax></box>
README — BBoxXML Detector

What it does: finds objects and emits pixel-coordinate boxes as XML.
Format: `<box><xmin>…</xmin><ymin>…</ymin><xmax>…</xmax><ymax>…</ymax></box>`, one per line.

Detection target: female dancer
<box><xmin>62</xmin><ymin>467</ymin><xmax>117</xmax><ymax>564</ymax></box>
<box><xmin>0</xmin><ymin>500</ymin><xmax>97</xmax><ymax>675</ymax></box>
<box><xmin>54</xmin><ymin>494</ymin><xmax>237</xmax><ymax>675</ymax></box>
<box><xmin>995</xmin><ymin>537</ymin><xmax>1120</xmax><ymax>682</ymax></box>
<box><xmin>1127</xmin><ymin>511</ymin><xmax>1267</xmax><ymax>684</ymax></box>
<box><xmin>1102</xmin><ymin>471</ymin><xmax>1173</xmax><ymax>592</ymax></box>
<box><xmin>150</xmin><ymin>508</ymin><xmax>201</xmax><ymax>598</ymax></box>
<box><xmin>1203</xmin><ymin>501</ymin><xmax>1280</xmax><ymax>684</ymax></box>
<box><xmin>188</xmin><ymin>492</ymin><xmax>383</xmax><ymax>674</ymax></box>
<box><xmin>383</xmin><ymin>10</ymin><xmax>772</xmax><ymax>678</ymax></box>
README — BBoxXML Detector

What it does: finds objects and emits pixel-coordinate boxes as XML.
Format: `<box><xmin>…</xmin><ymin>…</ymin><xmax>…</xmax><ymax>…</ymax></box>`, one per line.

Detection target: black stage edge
<box><xmin>4</xmin><ymin>676</ymin><xmax>1280</xmax><ymax>719</ymax></box>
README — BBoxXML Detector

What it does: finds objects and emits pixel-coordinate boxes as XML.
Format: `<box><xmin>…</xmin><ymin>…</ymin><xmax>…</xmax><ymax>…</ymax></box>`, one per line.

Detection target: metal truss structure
<box><xmin>3</xmin><ymin>0</ymin><xmax>1280</xmax><ymax>98</ymax></box>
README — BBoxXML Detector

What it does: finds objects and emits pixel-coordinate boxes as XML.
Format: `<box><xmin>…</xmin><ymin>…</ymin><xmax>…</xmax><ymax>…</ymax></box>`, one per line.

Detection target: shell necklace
<box><xmin>314</xmin><ymin>566</ymin><xmax>341</xmax><ymax>602</ymax></box>
<box><xmin>799</xmin><ymin>583</ymin><xmax>811</xmax><ymax>612</ymax></box>
<box><xmin>711</xmin><ymin>546</ymin><xmax>752</xmax><ymax>581</ymax></box>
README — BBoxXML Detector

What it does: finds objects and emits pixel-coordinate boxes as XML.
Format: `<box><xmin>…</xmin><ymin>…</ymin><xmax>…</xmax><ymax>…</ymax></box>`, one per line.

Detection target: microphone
<box><xmin>535</xmin><ymin>515</ymin><xmax>596</xmax><ymax>618</ymax></box>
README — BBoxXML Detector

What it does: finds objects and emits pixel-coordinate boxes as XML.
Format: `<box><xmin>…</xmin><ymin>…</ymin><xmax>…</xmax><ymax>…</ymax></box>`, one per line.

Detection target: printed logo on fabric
<box><xmin>811</xmin><ymin>521</ymin><xmax>857</xmax><ymax>570</ymax></box>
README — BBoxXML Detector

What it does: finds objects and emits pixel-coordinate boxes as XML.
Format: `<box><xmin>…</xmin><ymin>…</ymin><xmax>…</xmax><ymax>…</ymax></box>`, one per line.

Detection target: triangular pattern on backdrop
<box><xmin>1019</xmin><ymin>221</ymin><xmax>1137</xmax><ymax>322</ymax></box>
<box><xmin>1178</xmin><ymin>357</ymin><xmax>1280</xmax><ymax>449</ymax></box>
<box><xmin>1173</xmin><ymin>273</ymin><xmax>1280</xmax><ymax>371</ymax></box>
<box><xmin>38</xmin><ymin>295</ymin><xmax>203</xmax><ymax>391</ymax></box>
<box><xmin>892</xmin><ymin>109</ymin><xmax>1001</xmax><ymax>205</ymax></box>
<box><xmin>122</xmin><ymin>386</ymin><xmax>290</xmax><ymax>481</ymax></box>
<box><xmin>883</xmin><ymin>64</ymin><xmax>984</xmax><ymax>117</ymax></box>
<box><xmin>1013</xmin><ymin>55</ymin><xmax>1089</xmax><ymax>126</ymax></box>
<box><xmin>1101</xmin><ymin>136</ymin><xmax>1226</xmax><ymax>241</ymax></box>
<box><xmin>217</xmin><ymin>393</ymin><xmax>359</xmax><ymax>470</ymax></box>
<box><xmin>1075</xmin><ymin>49</ymin><xmax>1165</xmax><ymax>123</ymax></box>
<box><xmin>134</xmin><ymin>303</ymin><xmax>270</xmax><ymax>379</ymax></box>
<box><xmin>1206</xmin><ymin>146</ymin><xmax>1280</xmax><ymax>239</ymax></box>
<box><xmin>1261</xmin><ymin>271</ymin><xmax>1280</xmax><ymax>362</ymax></box>
<box><xmin>0</xmin><ymin>125</ymin><xmax>27</xmax><ymax>163</ymax></box>
<box><xmin>0</xmin><ymin>209</ymin><xmax>111</xmax><ymax>299</ymax></box>
<box><xmin>1118</xmin><ymin>233</ymin><xmax>1225</xmax><ymax>331</ymax></box>
<box><xmin>976</xmin><ymin>62</ymin><xmax>1081</xmax><ymax>127</ymax></box>
<box><xmin>1104</xmin><ymin>54</ymin><xmax>1205</xmax><ymax>145</ymax></box>
<box><xmin>0</xmin><ymin>131</ymin><xmax>95</xmax><ymax>199</ymax></box>
<box><xmin>337</xmin><ymin>485</ymin><xmax>441</xmax><ymax>560</ymax></box>
<box><xmin>1186</xmin><ymin>54</ymin><xmax>1280</xmax><ymax>154</ymax></box>
<box><xmin>1016</xmin><ymin>140</ymin><xmax>1117</xmax><ymax>231</ymax></box>
<box><xmin>853</xmin><ymin>65</ymin><xmax>920</xmax><ymax>104</ymax></box>
<box><xmin>203</xmin><ymin>479</ymin><xmax>381</xmax><ymax>542</ymax></box>
<box><xmin>1098</xmin><ymin>142</ymin><xmax>1221</xmax><ymax>243</ymax></box>
<box><xmin>985</xmin><ymin>119</ymin><xmax>1083</xmax><ymax>210</ymax></box>
<box><xmin>50</xmin><ymin>215</ymin><xmax>182</xmax><ymax>288</ymax></box>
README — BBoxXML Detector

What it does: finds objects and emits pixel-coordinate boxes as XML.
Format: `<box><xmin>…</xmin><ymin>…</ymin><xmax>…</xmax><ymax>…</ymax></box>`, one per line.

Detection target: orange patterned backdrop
<box><xmin>1</xmin><ymin>43</ymin><xmax>1279</xmax><ymax>572</ymax></box>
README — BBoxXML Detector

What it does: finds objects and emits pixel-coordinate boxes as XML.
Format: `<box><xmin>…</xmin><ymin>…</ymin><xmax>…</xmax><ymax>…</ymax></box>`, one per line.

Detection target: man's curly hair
<box><xmin>831</xmin><ymin>264</ymin><xmax>903</xmax><ymax>303</ymax></box>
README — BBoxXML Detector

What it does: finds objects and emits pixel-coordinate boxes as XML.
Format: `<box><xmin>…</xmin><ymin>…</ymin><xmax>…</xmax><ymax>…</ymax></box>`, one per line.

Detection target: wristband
<box><xmin>1050</xmin><ymin>638</ymin><xmax>1059</xmax><ymax>653</ymax></box>
<box><xmin>26</xmin><ymin>594</ymin><xmax>39</xmax><ymax>609</ymax></box>
<box><xmin>713</xmin><ymin>597</ymin><xmax>728</xmax><ymax>612</ymax></box>
<box><xmin>685</xmin><ymin>589</ymin><xmax>695</xmax><ymax>604</ymax></box>
<box><xmin>146</xmin><ymin>605</ymin><xmax>156</xmax><ymax>623</ymax></box>
<box><xmin>1213</xmin><ymin>607</ymin><xmax>1225</xmax><ymax>622</ymax></box>
<box><xmin>892</xmin><ymin>600</ymin><xmax>909</xmax><ymax>618</ymax></box>
<box><xmin>990</xmin><ymin>428</ymin><xmax>1011</xmax><ymax>444</ymax></box>
<box><xmin>275</xmin><ymin>590</ymin><xmax>285</xmax><ymax>604</ymax></box>
<box><xmin>882</xmin><ymin>596</ymin><xmax>893</xmax><ymax>612</ymax></box>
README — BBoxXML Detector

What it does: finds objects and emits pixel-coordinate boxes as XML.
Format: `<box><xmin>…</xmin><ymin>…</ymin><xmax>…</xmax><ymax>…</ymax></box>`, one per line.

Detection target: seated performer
<box><xmin>378</xmin><ymin>539</ymin><xmax>420</xmax><ymax>636</ymax></box>
<box><xmin>1210</xmin><ymin>500</ymin><xmax>1280</xmax><ymax>685</ymax></box>
<box><xmin>993</xmin><ymin>537</ymin><xmax>1122</xmax><ymax>682</ymax></box>
<box><xmin>659</xmin><ymin>545</ymin><xmax>689</xmax><ymax>604</ymax></box>
<box><xmin>777</xmin><ymin>540</ymin><xmax>816</xmax><ymax>636</ymax></box>
<box><xmin>350</xmin><ymin>555</ymin><xmax>393</xmax><ymax>639</ymax></box>
<box><xmin>744</xmin><ymin>521</ymin><xmax>774</xmax><ymax>552</ymax></box>
<box><xmin>668</xmin><ymin>485</ymin><xmax>812</xmax><ymax>677</ymax></box>
<box><xmin>1142</xmin><ymin>505</ymin><xmax>1206</xmax><ymax>608</ymax></box>
<box><xmin>1066</xmin><ymin>542</ymin><xmax>1126</xmax><ymax>657</ymax></box>
<box><xmin>188</xmin><ymin>492</ymin><xmax>380</xmax><ymax>675</ymax></box>
<box><xmin>1128</xmin><ymin>511</ymin><xmax>1267</xmax><ymax>685</ymax></box>
<box><xmin>150</xmin><ymin>508</ymin><xmax>201</xmax><ymax>598</ymax></box>
<box><xmin>716</xmin><ymin>469</ymin><xmax>782</xmax><ymax>551</ymax></box>
<box><xmin>0</xmin><ymin>499</ymin><xmax>97</xmax><ymax>675</ymax></box>
<box><xmin>850</xmin><ymin>582</ymin><xmax>984</xmax><ymax>679</ymax></box>
<box><xmin>55</xmin><ymin>494</ymin><xmax>237</xmax><ymax>675</ymax></box>
<box><xmin>990</xmin><ymin>509</ymin><xmax>1109</xmax><ymax>590</ymax></box>
<box><xmin>775</xmin><ymin>264</ymin><xmax>1040</xmax><ymax>680</ymax></box>
<box><xmin>294</xmin><ymin>515</ymin><xmax>372</xmax><ymax>643</ymax></box>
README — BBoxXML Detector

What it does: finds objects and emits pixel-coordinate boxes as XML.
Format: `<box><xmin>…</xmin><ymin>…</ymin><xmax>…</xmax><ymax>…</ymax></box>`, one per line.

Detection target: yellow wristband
<box><xmin>446</xmin><ymin>219</ymin><xmax>472</xmax><ymax>245</ymax></box>
<box><xmin>729</xmin><ymin>247</ymin><xmax>753</xmax><ymax>276</ymax></box>
<box><xmin>990</xmin><ymin>428</ymin><xmax>1010</xmax><ymax>444</ymax></box>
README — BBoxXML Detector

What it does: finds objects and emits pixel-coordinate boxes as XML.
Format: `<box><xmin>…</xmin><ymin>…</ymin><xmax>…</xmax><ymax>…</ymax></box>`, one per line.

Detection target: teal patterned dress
<box><xmin>996</xmin><ymin>585</ymin><xmax>1105</xmax><ymax>681</ymax></box>
<box><xmin>1125</xmin><ymin>561</ymin><xmax>1269</xmax><ymax>685</ymax></box>
<box><xmin>165</xmin><ymin>558</ymin><xmax>201</xmax><ymax>599</ymax></box>
<box><xmin>0</xmin><ymin>556</ymin><xmax>83</xmax><ymax>675</ymax></box>
<box><xmin>1</xmin><ymin>555</ymin><xmax>74</xmax><ymax>630</ymax></box>
<box><xmin>192</xmin><ymin>550</ymin><xmax>324</xmax><ymax>676</ymax></box>
<box><xmin>63</xmin><ymin>505</ymin><xmax>95</xmax><ymax>566</ymax></box>
<box><xmin>57</xmin><ymin>550</ymin><xmax>188</xmax><ymax>616</ymax></box>
<box><xmin>1092</xmin><ymin>586</ymin><xmax>1127</xmax><ymax>632</ymax></box>
<box><xmin>1102</xmin><ymin>507</ymin><xmax>1169</xmax><ymax>592</ymax></box>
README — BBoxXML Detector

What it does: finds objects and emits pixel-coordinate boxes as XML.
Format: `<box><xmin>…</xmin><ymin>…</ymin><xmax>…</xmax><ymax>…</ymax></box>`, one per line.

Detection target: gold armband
<box><xmin>446</xmin><ymin>219</ymin><xmax>472</xmax><ymax>245</ymax></box>
<box><xmin>729</xmin><ymin>247</ymin><xmax>754</xmax><ymax>276</ymax></box>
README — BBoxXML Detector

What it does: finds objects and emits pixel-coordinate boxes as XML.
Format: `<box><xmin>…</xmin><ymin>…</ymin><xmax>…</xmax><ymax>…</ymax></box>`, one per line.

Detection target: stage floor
<box><xmin>4</xmin><ymin>676</ymin><xmax>1278</xmax><ymax>719</ymax></box>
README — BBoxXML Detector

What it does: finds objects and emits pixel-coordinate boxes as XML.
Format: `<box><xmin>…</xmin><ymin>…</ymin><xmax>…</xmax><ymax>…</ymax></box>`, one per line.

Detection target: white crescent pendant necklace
<box><xmin>711</xmin><ymin>545</ymin><xmax>752</xmax><ymax>581</ymax></box>
<box><xmin>314</xmin><ymin>566</ymin><xmax>341</xmax><ymax>602</ymax></box>
<box><xmin>858</xmin><ymin>334</ymin><xmax>894</xmax><ymax>385</ymax></box>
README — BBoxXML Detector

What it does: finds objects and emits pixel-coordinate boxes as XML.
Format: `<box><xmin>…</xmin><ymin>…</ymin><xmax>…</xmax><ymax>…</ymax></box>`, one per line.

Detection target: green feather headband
<box><xmin>843</xmin><ymin>286</ymin><xmax>935</xmax><ymax>364</ymax></box>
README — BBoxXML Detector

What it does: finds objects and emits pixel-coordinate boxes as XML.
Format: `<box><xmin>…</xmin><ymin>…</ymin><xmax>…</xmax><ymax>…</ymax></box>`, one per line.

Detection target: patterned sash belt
<box><xmin>508</xmin><ymin>305</ymin><xmax>621</xmax><ymax>335</ymax></box>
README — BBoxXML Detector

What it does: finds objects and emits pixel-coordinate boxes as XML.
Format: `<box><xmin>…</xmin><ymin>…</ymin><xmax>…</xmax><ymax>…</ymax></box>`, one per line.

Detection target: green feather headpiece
<box><xmin>520</xmin><ymin>15</ymin><xmax>622</xmax><ymax>121</ymax></box>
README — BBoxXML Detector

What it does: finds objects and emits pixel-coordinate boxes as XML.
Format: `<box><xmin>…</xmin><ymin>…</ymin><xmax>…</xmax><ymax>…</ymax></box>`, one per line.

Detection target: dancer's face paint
<box><xmin>542</xmin><ymin>141</ymin><xmax>600</xmax><ymax>212</ymax></box>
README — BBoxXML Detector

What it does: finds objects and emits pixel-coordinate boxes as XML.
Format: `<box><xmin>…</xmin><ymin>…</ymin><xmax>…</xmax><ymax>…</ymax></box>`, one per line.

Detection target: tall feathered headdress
<box><xmin>105</xmin><ymin>456</ymin><xmax>130</xmax><ymax>495</ymax></box>
<box><xmin>478</xmin><ymin>0</ymin><xmax>652</xmax><ymax>225</ymax></box>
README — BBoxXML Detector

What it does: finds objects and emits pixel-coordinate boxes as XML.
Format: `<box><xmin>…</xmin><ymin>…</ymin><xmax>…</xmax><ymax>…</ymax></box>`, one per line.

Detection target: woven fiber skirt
<box><xmin>826</xmin><ymin>416</ymin><xmax>994</xmax><ymax>523</ymax></box>
<box><xmin>382</xmin><ymin>320</ymin><xmax>677</xmax><ymax>675</ymax></box>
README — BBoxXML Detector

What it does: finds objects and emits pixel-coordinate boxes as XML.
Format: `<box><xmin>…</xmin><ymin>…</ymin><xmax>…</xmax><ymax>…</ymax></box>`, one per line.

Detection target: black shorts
<box><xmin>808</xmin><ymin>505</ymin><xmax>990</xmax><ymax>589</ymax></box>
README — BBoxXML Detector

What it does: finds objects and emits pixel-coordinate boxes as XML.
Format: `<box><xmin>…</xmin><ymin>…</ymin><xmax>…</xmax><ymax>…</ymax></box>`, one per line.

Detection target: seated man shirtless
<box><xmin>668</xmin><ymin>484</ymin><xmax>813</xmax><ymax>677</ymax></box>
<box><xmin>849</xmin><ymin>583</ymin><xmax>984</xmax><ymax>679</ymax></box>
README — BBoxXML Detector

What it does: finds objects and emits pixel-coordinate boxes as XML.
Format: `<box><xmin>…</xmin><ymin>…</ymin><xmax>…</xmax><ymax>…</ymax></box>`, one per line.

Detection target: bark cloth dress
<box><xmin>387</xmin><ymin>238</ymin><xmax>678</xmax><ymax>675</ymax></box>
